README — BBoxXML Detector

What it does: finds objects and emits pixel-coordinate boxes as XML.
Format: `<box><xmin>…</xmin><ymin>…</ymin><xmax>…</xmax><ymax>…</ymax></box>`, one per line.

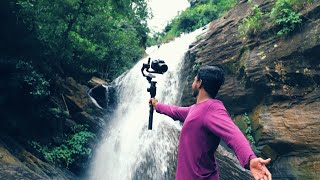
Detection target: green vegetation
<box><xmin>192</xmin><ymin>62</ymin><xmax>203</xmax><ymax>72</ymax></box>
<box><xmin>238</xmin><ymin>5</ymin><xmax>263</xmax><ymax>37</ymax></box>
<box><xmin>270</xmin><ymin>0</ymin><xmax>303</xmax><ymax>36</ymax></box>
<box><xmin>0</xmin><ymin>0</ymin><xmax>149</xmax><ymax>170</ymax></box>
<box><xmin>233</xmin><ymin>113</ymin><xmax>256</xmax><ymax>145</ymax></box>
<box><xmin>16</xmin><ymin>61</ymin><xmax>50</xmax><ymax>99</ymax></box>
<box><xmin>30</xmin><ymin>125</ymin><xmax>95</xmax><ymax>167</ymax></box>
<box><xmin>49</xmin><ymin>107</ymin><xmax>70</xmax><ymax>120</ymax></box>
<box><xmin>239</xmin><ymin>0</ymin><xmax>314</xmax><ymax>38</ymax></box>
<box><xmin>147</xmin><ymin>0</ymin><xmax>239</xmax><ymax>45</ymax></box>
<box><xmin>2</xmin><ymin>0</ymin><xmax>149</xmax><ymax>81</ymax></box>
<box><xmin>243</xmin><ymin>113</ymin><xmax>255</xmax><ymax>145</ymax></box>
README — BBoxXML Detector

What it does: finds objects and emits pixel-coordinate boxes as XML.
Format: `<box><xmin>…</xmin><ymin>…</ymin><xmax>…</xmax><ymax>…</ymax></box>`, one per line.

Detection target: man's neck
<box><xmin>196</xmin><ymin>90</ymin><xmax>212</xmax><ymax>104</ymax></box>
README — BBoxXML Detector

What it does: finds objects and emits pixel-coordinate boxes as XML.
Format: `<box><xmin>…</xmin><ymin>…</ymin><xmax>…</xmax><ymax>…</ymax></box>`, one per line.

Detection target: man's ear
<box><xmin>199</xmin><ymin>80</ymin><xmax>203</xmax><ymax>88</ymax></box>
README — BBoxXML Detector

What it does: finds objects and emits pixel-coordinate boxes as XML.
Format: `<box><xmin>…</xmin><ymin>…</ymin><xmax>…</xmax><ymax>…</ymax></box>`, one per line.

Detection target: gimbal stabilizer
<box><xmin>141</xmin><ymin>58</ymin><xmax>168</xmax><ymax>130</ymax></box>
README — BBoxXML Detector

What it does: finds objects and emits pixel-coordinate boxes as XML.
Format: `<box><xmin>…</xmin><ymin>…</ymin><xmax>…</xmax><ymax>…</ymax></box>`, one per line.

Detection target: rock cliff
<box><xmin>0</xmin><ymin>71</ymin><xmax>106</xmax><ymax>179</ymax></box>
<box><xmin>181</xmin><ymin>0</ymin><xmax>320</xmax><ymax>179</ymax></box>
<box><xmin>0</xmin><ymin>136</ymin><xmax>76</xmax><ymax>179</ymax></box>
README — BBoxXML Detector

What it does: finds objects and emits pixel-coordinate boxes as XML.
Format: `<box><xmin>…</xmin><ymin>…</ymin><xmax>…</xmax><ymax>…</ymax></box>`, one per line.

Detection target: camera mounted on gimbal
<box><xmin>141</xmin><ymin>58</ymin><xmax>168</xmax><ymax>130</ymax></box>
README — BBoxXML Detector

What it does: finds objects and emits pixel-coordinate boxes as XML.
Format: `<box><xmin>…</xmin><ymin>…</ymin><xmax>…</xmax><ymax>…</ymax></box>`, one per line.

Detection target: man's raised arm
<box><xmin>150</xmin><ymin>98</ymin><xmax>191</xmax><ymax>122</ymax></box>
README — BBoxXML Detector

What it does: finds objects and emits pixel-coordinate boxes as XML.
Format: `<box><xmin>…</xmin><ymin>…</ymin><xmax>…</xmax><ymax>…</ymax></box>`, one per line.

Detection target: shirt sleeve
<box><xmin>155</xmin><ymin>103</ymin><xmax>191</xmax><ymax>122</ymax></box>
<box><xmin>204</xmin><ymin>106</ymin><xmax>257</xmax><ymax>169</ymax></box>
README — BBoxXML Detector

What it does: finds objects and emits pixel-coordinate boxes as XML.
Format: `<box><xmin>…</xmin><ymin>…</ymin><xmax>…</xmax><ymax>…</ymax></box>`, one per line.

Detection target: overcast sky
<box><xmin>147</xmin><ymin>0</ymin><xmax>190</xmax><ymax>33</ymax></box>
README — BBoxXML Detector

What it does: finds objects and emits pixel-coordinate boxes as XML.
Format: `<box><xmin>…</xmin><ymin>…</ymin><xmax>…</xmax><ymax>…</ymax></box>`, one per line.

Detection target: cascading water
<box><xmin>89</xmin><ymin>28</ymin><xmax>206</xmax><ymax>180</ymax></box>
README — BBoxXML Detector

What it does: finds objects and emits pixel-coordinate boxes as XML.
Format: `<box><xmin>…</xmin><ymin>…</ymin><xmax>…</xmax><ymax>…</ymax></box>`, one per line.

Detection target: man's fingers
<box><xmin>251</xmin><ymin>158</ymin><xmax>272</xmax><ymax>180</ymax></box>
<box><xmin>263</xmin><ymin>175</ymin><xmax>268</xmax><ymax>180</ymax></box>
<box><xmin>266</xmin><ymin>169</ymin><xmax>272</xmax><ymax>180</ymax></box>
<box><xmin>259</xmin><ymin>158</ymin><xmax>271</xmax><ymax>165</ymax></box>
<box><xmin>253</xmin><ymin>175</ymin><xmax>260</xmax><ymax>180</ymax></box>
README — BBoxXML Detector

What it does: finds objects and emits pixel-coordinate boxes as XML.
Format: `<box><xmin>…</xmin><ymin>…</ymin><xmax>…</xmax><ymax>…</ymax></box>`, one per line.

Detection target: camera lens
<box><xmin>151</xmin><ymin>60</ymin><xmax>168</xmax><ymax>74</ymax></box>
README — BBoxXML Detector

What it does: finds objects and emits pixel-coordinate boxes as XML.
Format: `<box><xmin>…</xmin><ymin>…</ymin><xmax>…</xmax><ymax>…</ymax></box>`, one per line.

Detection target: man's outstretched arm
<box><xmin>205</xmin><ymin>107</ymin><xmax>272</xmax><ymax>180</ymax></box>
<box><xmin>149</xmin><ymin>98</ymin><xmax>191</xmax><ymax>122</ymax></box>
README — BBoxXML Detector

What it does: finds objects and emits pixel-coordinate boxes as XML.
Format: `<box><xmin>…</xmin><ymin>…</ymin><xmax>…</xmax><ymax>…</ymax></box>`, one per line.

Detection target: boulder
<box><xmin>87</xmin><ymin>76</ymin><xmax>107</xmax><ymax>89</ymax></box>
<box><xmin>57</xmin><ymin>77</ymin><xmax>105</xmax><ymax>131</ymax></box>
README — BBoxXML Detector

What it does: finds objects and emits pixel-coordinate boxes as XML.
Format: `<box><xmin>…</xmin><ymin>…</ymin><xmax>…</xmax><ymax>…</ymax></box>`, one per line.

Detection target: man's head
<box><xmin>192</xmin><ymin>65</ymin><xmax>225</xmax><ymax>98</ymax></box>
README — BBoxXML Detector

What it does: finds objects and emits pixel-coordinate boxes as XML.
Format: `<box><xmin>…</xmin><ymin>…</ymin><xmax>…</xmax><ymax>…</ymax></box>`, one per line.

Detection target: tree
<box><xmin>16</xmin><ymin>0</ymin><xmax>150</xmax><ymax>80</ymax></box>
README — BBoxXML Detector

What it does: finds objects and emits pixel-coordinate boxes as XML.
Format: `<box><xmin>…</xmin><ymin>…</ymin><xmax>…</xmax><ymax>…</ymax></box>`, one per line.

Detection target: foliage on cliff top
<box><xmin>147</xmin><ymin>0</ymin><xmax>239</xmax><ymax>46</ymax></box>
<box><xmin>238</xmin><ymin>0</ymin><xmax>314</xmax><ymax>38</ymax></box>
<box><xmin>270</xmin><ymin>0</ymin><xmax>314</xmax><ymax>36</ymax></box>
<box><xmin>238</xmin><ymin>4</ymin><xmax>263</xmax><ymax>38</ymax></box>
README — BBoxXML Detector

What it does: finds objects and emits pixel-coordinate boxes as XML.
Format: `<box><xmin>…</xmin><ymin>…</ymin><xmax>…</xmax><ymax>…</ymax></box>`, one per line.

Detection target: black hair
<box><xmin>197</xmin><ymin>65</ymin><xmax>225</xmax><ymax>98</ymax></box>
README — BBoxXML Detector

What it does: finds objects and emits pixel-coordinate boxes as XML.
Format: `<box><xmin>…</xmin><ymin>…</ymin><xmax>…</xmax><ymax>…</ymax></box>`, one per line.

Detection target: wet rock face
<box><xmin>252</xmin><ymin>100</ymin><xmax>320</xmax><ymax>179</ymax></box>
<box><xmin>0</xmin><ymin>137</ymin><xmax>76</xmax><ymax>180</ymax></box>
<box><xmin>270</xmin><ymin>153</ymin><xmax>320</xmax><ymax>179</ymax></box>
<box><xmin>254</xmin><ymin>100</ymin><xmax>320</xmax><ymax>151</ymax></box>
<box><xmin>182</xmin><ymin>0</ymin><xmax>320</xmax><ymax>179</ymax></box>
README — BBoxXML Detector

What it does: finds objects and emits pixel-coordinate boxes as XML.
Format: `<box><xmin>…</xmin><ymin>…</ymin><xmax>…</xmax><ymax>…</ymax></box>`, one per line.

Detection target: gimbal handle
<box><xmin>147</xmin><ymin>81</ymin><xmax>157</xmax><ymax>130</ymax></box>
<box><xmin>148</xmin><ymin>103</ymin><xmax>154</xmax><ymax>130</ymax></box>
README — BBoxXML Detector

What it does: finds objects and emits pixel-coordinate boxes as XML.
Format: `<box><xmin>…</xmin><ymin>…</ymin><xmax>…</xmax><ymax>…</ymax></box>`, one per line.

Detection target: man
<box><xmin>150</xmin><ymin>66</ymin><xmax>272</xmax><ymax>180</ymax></box>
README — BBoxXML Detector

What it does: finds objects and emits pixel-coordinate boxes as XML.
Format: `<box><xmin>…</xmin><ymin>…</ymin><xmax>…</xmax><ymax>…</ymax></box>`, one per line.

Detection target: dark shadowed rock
<box><xmin>216</xmin><ymin>146</ymin><xmax>253</xmax><ymax>180</ymax></box>
<box><xmin>89</xmin><ymin>85</ymin><xmax>108</xmax><ymax>108</ymax></box>
<box><xmin>88</xmin><ymin>84</ymin><xmax>116</xmax><ymax>111</ymax></box>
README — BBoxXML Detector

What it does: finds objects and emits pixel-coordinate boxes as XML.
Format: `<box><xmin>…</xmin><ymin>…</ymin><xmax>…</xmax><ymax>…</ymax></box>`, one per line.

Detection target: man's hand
<box><xmin>250</xmin><ymin>158</ymin><xmax>272</xmax><ymax>180</ymax></box>
<box><xmin>149</xmin><ymin>98</ymin><xmax>158</xmax><ymax>109</ymax></box>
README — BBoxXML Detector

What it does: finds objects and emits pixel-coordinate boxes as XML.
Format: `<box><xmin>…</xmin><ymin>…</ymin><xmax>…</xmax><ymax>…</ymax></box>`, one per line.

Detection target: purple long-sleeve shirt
<box><xmin>156</xmin><ymin>99</ymin><xmax>256</xmax><ymax>180</ymax></box>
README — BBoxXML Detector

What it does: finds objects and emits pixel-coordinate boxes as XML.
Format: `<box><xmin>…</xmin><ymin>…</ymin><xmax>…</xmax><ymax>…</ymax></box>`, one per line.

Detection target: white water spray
<box><xmin>89</xmin><ymin>29</ymin><xmax>206</xmax><ymax>180</ymax></box>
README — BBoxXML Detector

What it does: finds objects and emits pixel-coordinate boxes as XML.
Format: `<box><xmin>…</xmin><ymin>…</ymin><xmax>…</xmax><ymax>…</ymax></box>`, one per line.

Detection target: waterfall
<box><xmin>89</xmin><ymin>29</ymin><xmax>206</xmax><ymax>180</ymax></box>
